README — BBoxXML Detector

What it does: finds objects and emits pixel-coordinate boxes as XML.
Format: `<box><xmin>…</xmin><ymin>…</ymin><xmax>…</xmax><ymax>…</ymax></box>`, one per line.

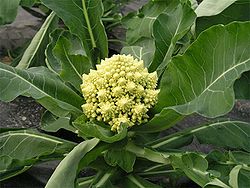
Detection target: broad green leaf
<box><xmin>20</xmin><ymin>0</ymin><xmax>37</xmax><ymax>7</ymax></box>
<box><xmin>121</xmin><ymin>39</ymin><xmax>155</xmax><ymax>68</ymax></box>
<box><xmin>195</xmin><ymin>0</ymin><xmax>237</xmax><ymax>17</ymax></box>
<box><xmin>196</xmin><ymin>0</ymin><xmax>250</xmax><ymax>35</ymax></box>
<box><xmin>122</xmin><ymin>0</ymin><xmax>179</xmax><ymax>68</ymax></box>
<box><xmin>77</xmin><ymin>176</ymin><xmax>94</xmax><ymax>188</ymax></box>
<box><xmin>125</xmin><ymin>142</ymin><xmax>170</xmax><ymax>164</ymax></box>
<box><xmin>0</xmin><ymin>165</ymin><xmax>31</xmax><ymax>181</ymax></box>
<box><xmin>123</xmin><ymin>0</ymin><xmax>179</xmax><ymax>45</ymax></box>
<box><xmin>149</xmin><ymin>121</ymin><xmax>250</xmax><ymax>152</ymax></box>
<box><xmin>45</xmin><ymin>138</ymin><xmax>99</xmax><ymax>188</ymax></box>
<box><xmin>45</xmin><ymin>29</ymin><xmax>64</xmax><ymax>74</ymax></box>
<box><xmin>73</xmin><ymin>115</ymin><xmax>127</xmax><ymax>143</ymax></box>
<box><xmin>104</xmin><ymin>148</ymin><xmax>136</xmax><ymax>173</ymax></box>
<box><xmin>171</xmin><ymin>153</ymin><xmax>230</xmax><ymax>187</ymax></box>
<box><xmin>0</xmin><ymin>0</ymin><xmax>20</xmax><ymax>25</ymax></box>
<box><xmin>16</xmin><ymin>12</ymin><xmax>58</xmax><ymax>69</ymax></box>
<box><xmin>78</xmin><ymin>142</ymin><xmax>110</xmax><ymax>170</ymax></box>
<box><xmin>41</xmin><ymin>111</ymin><xmax>76</xmax><ymax>133</ymax></box>
<box><xmin>189</xmin><ymin>0</ymin><xmax>198</xmax><ymax>10</ymax></box>
<box><xmin>53</xmin><ymin>32</ymin><xmax>92</xmax><ymax>91</ymax></box>
<box><xmin>90</xmin><ymin>168</ymin><xmax>117</xmax><ymax>188</ymax></box>
<box><xmin>155</xmin><ymin>22</ymin><xmax>250</xmax><ymax>117</ymax></box>
<box><xmin>229</xmin><ymin>151</ymin><xmax>250</xmax><ymax>165</ymax></box>
<box><xmin>150</xmin><ymin>3</ymin><xmax>196</xmax><ymax>74</ymax></box>
<box><xmin>237</xmin><ymin>167</ymin><xmax>250</xmax><ymax>188</ymax></box>
<box><xmin>132</xmin><ymin>109</ymin><xmax>183</xmax><ymax>133</ymax></box>
<box><xmin>41</xmin><ymin>0</ymin><xmax>108</xmax><ymax>64</ymax></box>
<box><xmin>124</xmin><ymin>174</ymin><xmax>162</xmax><ymax>188</ymax></box>
<box><xmin>228</xmin><ymin>165</ymin><xmax>250</xmax><ymax>188</ymax></box>
<box><xmin>206</xmin><ymin>151</ymin><xmax>250</xmax><ymax>187</ymax></box>
<box><xmin>0</xmin><ymin>130</ymin><xmax>76</xmax><ymax>181</ymax></box>
<box><xmin>234</xmin><ymin>71</ymin><xmax>250</xmax><ymax>99</ymax></box>
<box><xmin>0</xmin><ymin>63</ymin><xmax>82</xmax><ymax>116</ymax></box>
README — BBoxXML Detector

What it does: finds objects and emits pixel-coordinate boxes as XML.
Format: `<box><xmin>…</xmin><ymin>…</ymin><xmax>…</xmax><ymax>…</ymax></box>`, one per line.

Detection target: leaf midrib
<box><xmin>199</xmin><ymin>58</ymin><xmax>250</xmax><ymax>97</ymax></box>
<box><xmin>0</xmin><ymin>67</ymin><xmax>81</xmax><ymax>112</ymax></box>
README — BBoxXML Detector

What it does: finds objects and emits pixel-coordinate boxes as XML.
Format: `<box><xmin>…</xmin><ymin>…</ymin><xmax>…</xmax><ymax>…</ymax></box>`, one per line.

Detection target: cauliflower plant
<box><xmin>81</xmin><ymin>54</ymin><xmax>159</xmax><ymax>131</ymax></box>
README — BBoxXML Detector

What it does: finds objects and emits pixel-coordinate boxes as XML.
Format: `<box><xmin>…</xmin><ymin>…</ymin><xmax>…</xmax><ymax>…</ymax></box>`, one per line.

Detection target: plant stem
<box><xmin>81</xmin><ymin>0</ymin><xmax>96</xmax><ymax>48</ymax></box>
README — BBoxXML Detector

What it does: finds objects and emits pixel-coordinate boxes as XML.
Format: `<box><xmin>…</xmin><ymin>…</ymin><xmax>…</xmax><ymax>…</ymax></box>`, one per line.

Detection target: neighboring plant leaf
<box><xmin>53</xmin><ymin>33</ymin><xmax>92</xmax><ymax>91</ymax></box>
<box><xmin>196</xmin><ymin>0</ymin><xmax>250</xmax><ymax>35</ymax></box>
<box><xmin>149</xmin><ymin>121</ymin><xmax>250</xmax><ymax>152</ymax></box>
<box><xmin>0</xmin><ymin>130</ymin><xmax>76</xmax><ymax>181</ymax></box>
<box><xmin>45</xmin><ymin>138</ymin><xmax>99</xmax><ymax>188</ymax></box>
<box><xmin>124</xmin><ymin>174</ymin><xmax>162</xmax><ymax>188</ymax></box>
<box><xmin>150</xmin><ymin>3</ymin><xmax>196</xmax><ymax>74</ymax></box>
<box><xmin>45</xmin><ymin>29</ymin><xmax>64</xmax><ymax>74</ymax></box>
<box><xmin>234</xmin><ymin>71</ymin><xmax>250</xmax><ymax>99</ymax></box>
<box><xmin>104</xmin><ymin>148</ymin><xmax>136</xmax><ymax>173</ymax></box>
<box><xmin>195</xmin><ymin>0</ymin><xmax>237</xmax><ymax>17</ymax></box>
<box><xmin>41</xmin><ymin>0</ymin><xmax>108</xmax><ymax>64</ymax></box>
<box><xmin>171</xmin><ymin>153</ymin><xmax>230</xmax><ymax>187</ymax></box>
<box><xmin>73</xmin><ymin>115</ymin><xmax>127</xmax><ymax>143</ymax></box>
<box><xmin>155</xmin><ymin>22</ymin><xmax>250</xmax><ymax>117</ymax></box>
<box><xmin>0</xmin><ymin>0</ymin><xmax>20</xmax><ymax>25</ymax></box>
<box><xmin>0</xmin><ymin>63</ymin><xmax>82</xmax><ymax>116</ymax></box>
<box><xmin>41</xmin><ymin>111</ymin><xmax>76</xmax><ymax>133</ymax></box>
<box><xmin>16</xmin><ymin>12</ymin><xmax>58</xmax><ymax>69</ymax></box>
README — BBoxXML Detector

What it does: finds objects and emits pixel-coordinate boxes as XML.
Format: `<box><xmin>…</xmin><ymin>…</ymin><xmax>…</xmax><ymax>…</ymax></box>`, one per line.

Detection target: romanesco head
<box><xmin>81</xmin><ymin>54</ymin><xmax>159</xmax><ymax>131</ymax></box>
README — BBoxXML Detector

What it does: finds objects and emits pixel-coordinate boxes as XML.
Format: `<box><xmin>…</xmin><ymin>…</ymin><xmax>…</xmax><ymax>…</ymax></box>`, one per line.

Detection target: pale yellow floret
<box><xmin>81</xmin><ymin>54</ymin><xmax>159</xmax><ymax>131</ymax></box>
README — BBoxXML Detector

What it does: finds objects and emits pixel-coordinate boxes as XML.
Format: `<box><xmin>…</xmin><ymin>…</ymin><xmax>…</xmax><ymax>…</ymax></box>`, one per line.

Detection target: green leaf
<box><xmin>125</xmin><ymin>142</ymin><xmax>170</xmax><ymax>164</ymax></box>
<box><xmin>196</xmin><ymin>0</ymin><xmax>250</xmax><ymax>35</ymax></box>
<box><xmin>121</xmin><ymin>40</ymin><xmax>155</xmax><ymax>68</ymax></box>
<box><xmin>76</xmin><ymin>176</ymin><xmax>95</xmax><ymax>188</ymax></box>
<box><xmin>41</xmin><ymin>111</ymin><xmax>77</xmax><ymax>133</ymax></box>
<box><xmin>45</xmin><ymin>29</ymin><xmax>64</xmax><ymax>74</ymax></box>
<box><xmin>123</xmin><ymin>0</ymin><xmax>179</xmax><ymax>45</ymax></box>
<box><xmin>171</xmin><ymin>153</ymin><xmax>230</xmax><ymax>187</ymax></box>
<box><xmin>104</xmin><ymin>148</ymin><xmax>136</xmax><ymax>173</ymax></box>
<box><xmin>45</xmin><ymin>138</ymin><xmax>99</xmax><ymax>188</ymax></box>
<box><xmin>234</xmin><ymin>71</ymin><xmax>250</xmax><ymax>99</ymax></box>
<box><xmin>155</xmin><ymin>22</ymin><xmax>250</xmax><ymax>118</ymax></box>
<box><xmin>73</xmin><ymin>115</ymin><xmax>127</xmax><ymax>143</ymax></box>
<box><xmin>150</xmin><ymin>3</ymin><xmax>196</xmax><ymax>74</ymax></box>
<box><xmin>0</xmin><ymin>0</ymin><xmax>20</xmax><ymax>25</ymax></box>
<box><xmin>16</xmin><ymin>12</ymin><xmax>58</xmax><ymax>69</ymax></box>
<box><xmin>149</xmin><ymin>121</ymin><xmax>250</xmax><ymax>152</ymax></box>
<box><xmin>0</xmin><ymin>63</ymin><xmax>82</xmax><ymax>116</ymax></box>
<box><xmin>228</xmin><ymin>165</ymin><xmax>250</xmax><ymax>188</ymax></box>
<box><xmin>195</xmin><ymin>0</ymin><xmax>237</xmax><ymax>17</ymax></box>
<box><xmin>53</xmin><ymin>32</ymin><xmax>92</xmax><ymax>91</ymax></box>
<box><xmin>206</xmin><ymin>150</ymin><xmax>250</xmax><ymax>187</ymax></box>
<box><xmin>132</xmin><ymin>109</ymin><xmax>183</xmax><ymax>133</ymax></box>
<box><xmin>41</xmin><ymin>0</ymin><xmax>108</xmax><ymax>64</ymax></box>
<box><xmin>20</xmin><ymin>0</ymin><xmax>37</xmax><ymax>7</ymax></box>
<box><xmin>90</xmin><ymin>168</ymin><xmax>117</xmax><ymax>188</ymax></box>
<box><xmin>124</xmin><ymin>174</ymin><xmax>162</xmax><ymax>188</ymax></box>
<box><xmin>0</xmin><ymin>129</ymin><xmax>76</xmax><ymax>181</ymax></box>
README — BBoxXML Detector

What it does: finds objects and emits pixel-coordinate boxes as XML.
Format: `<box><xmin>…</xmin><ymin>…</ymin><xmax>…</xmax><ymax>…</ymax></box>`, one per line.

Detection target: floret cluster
<box><xmin>81</xmin><ymin>54</ymin><xmax>159</xmax><ymax>131</ymax></box>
